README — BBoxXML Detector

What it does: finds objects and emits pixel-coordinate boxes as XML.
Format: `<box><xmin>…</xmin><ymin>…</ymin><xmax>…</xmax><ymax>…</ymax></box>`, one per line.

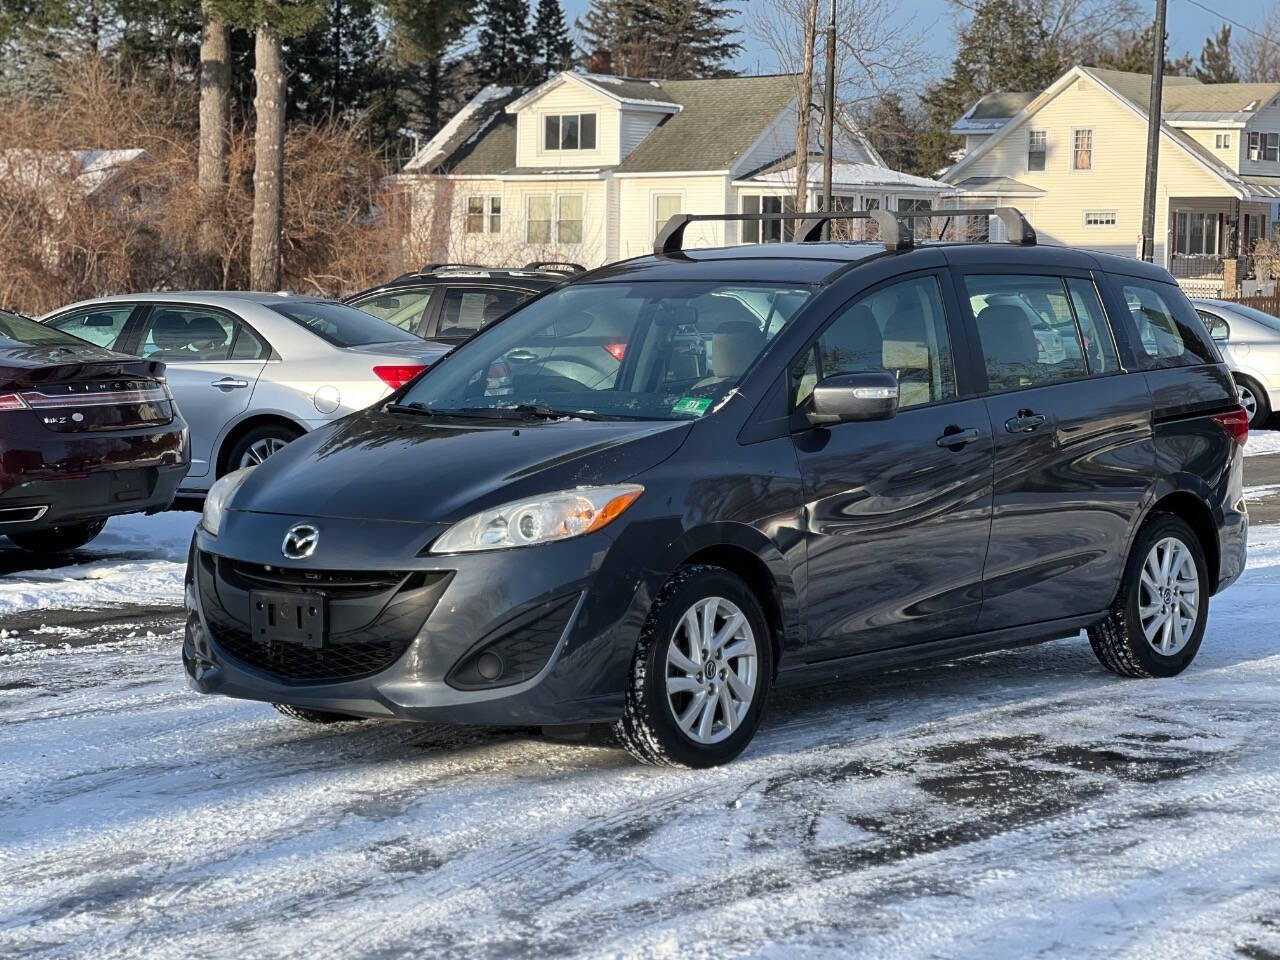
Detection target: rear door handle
<box><xmin>211</xmin><ymin>377</ymin><xmax>250</xmax><ymax>390</ymax></box>
<box><xmin>507</xmin><ymin>350</ymin><xmax>537</xmax><ymax>363</ymax></box>
<box><xmin>936</xmin><ymin>427</ymin><xmax>982</xmax><ymax>449</ymax></box>
<box><xmin>1004</xmin><ymin>410</ymin><xmax>1046</xmax><ymax>433</ymax></box>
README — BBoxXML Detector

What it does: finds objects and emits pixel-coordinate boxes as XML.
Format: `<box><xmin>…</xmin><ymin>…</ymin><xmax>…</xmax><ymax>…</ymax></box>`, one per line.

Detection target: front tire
<box><xmin>7</xmin><ymin>519</ymin><xmax>107</xmax><ymax>553</ymax></box>
<box><xmin>1235</xmin><ymin>374</ymin><xmax>1271</xmax><ymax>429</ymax></box>
<box><xmin>615</xmin><ymin>565</ymin><xmax>773</xmax><ymax>768</ymax></box>
<box><xmin>1088</xmin><ymin>513</ymin><xmax>1209</xmax><ymax>678</ymax></box>
<box><xmin>272</xmin><ymin>703</ymin><xmax>366</xmax><ymax>724</ymax></box>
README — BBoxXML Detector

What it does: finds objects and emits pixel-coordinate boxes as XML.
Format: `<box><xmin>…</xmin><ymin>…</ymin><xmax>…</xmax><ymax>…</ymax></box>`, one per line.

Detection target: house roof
<box><xmin>743</xmin><ymin>159</ymin><xmax>955</xmax><ymax>193</ymax></box>
<box><xmin>950</xmin><ymin>175</ymin><xmax>1045</xmax><ymax>195</ymax></box>
<box><xmin>951</xmin><ymin>92</ymin><xmax>1037</xmax><ymax>133</ymax></box>
<box><xmin>406</xmin><ymin>72</ymin><xmax>800</xmax><ymax>177</ymax></box>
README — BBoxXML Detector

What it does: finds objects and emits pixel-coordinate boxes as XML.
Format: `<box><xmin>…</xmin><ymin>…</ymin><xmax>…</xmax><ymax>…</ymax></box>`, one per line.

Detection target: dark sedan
<box><xmin>0</xmin><ymin>309</ymin><xmax>189</xmax><ymax>552</ymax></box>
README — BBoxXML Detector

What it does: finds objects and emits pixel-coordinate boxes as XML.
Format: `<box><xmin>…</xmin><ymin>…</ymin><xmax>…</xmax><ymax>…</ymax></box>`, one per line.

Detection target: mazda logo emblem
<box><xmin>282</xmin><ymin>523</ymin><xmax>319</xmax><ymax>560</ymax></box>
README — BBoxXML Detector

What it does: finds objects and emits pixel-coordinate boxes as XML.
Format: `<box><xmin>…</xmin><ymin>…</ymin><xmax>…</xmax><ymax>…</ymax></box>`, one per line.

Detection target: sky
<box><xmin>558</xmin><ymin>0</ymin><xmax>1236</xmax><ymax>84</ymax></box>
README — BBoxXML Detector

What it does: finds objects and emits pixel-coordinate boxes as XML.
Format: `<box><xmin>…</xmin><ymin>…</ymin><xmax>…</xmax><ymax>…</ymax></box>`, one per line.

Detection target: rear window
<box><xmin>0</xmin><ymin>310</ymin><xmax>89</xmax><ymax>347</ymax></box>
<box><xmin>1117</xmin><ymin>280</ymin><xmax>1219</xmax><ymax>369</ymax></box>
<box><xmin>269</xmin><ymin>300</ymin><xmax>423</xmax><ymax>347</ymax></box>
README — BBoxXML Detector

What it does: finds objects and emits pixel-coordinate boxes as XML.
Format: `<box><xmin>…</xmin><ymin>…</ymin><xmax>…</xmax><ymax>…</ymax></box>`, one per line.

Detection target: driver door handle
<box><xmin>211</xmin><ymin>377</ymin><xmax>250</xmax><ymax>390</ymax></box>
<box><xmin>1004</xmin><ymin>410</ymin><xmax>1046</xmax><ymax>433</ymax></box>
<box><xmin>936</xmin><ymin>427</ymin><xmax>982</xmax><ymax>449</ymax></box>
<box><xmin>507</xmin><ymin>350</ymin><xmax>537</xmax><ymax>363</ymax></box>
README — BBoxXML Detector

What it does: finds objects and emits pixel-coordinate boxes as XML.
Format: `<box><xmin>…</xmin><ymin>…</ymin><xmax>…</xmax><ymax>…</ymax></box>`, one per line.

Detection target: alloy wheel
<box><xmin>1237</xmin><ymin>383</ymin><xmax>1258</xmax><ymax>421</ymax></box>
<box><xmin>239</xmin><ymin>437</ymin><xmax>290</xmax><ymax>468</ymax></box>
<box><xmin>664</xmin><ymin>596</ymin><xmax>758</xmax><ymax>744</ymax></box>
<box><xmin>1138</xmin><ymin>536</ymin><xmax>1200</xmax><ymax>656</ymax></box>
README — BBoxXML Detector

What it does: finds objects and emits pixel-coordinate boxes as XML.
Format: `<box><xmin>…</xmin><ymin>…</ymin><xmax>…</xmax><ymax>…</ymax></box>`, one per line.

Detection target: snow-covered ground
<box><xmin>2</xmin><ymin>510</ymin><xmax>1280</xmax><ymax>957</ymax></box>
<box><xmin>1247</xmin><ymin>428</ymin><xmax>1280</xmax><ymax>457</ymax></box>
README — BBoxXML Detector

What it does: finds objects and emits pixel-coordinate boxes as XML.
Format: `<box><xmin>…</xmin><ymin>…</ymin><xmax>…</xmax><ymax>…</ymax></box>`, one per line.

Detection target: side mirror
<box><xmin>808</xmin><ymin>371</ymin><xmax>900</xmax><ymax>425</ymax></box>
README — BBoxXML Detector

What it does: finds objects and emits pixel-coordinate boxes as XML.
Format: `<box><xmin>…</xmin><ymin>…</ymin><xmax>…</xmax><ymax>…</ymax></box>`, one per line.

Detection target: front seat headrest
<box><xmin>711</xmin><ymin>320</ymin><xmax>765</xmax><ymax>380</ymax></box>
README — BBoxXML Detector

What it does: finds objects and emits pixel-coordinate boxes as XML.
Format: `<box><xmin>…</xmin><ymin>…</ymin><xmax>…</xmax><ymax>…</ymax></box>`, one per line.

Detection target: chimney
<box><xmin>588</xmin><ymin>49</ymin><xmax>614</xmax><ymax>75</ymax></box>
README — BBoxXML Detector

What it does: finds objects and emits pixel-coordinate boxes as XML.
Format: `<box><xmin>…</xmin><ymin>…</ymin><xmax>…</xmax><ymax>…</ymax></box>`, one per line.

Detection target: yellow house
<box><xmin>399</xmin><ymin>71</ymin><xmax>954</xmax><ymax>268</ymax></box>
<box><xmin>944</xmin><ymin>66</ymin><xmax>1280</xmax><ymax>294</ymax></box>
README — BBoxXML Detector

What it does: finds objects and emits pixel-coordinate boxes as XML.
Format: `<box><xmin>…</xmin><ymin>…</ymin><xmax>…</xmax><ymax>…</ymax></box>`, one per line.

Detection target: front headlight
<box><xmin>201</xmin><ymin>466</ymin><xmax>256</xmax><ymax>536</ymax></box>
<box><xmin>430</xmin><ymin>484</ymin><xmax>643</xmax><ymax>554</ymax></box>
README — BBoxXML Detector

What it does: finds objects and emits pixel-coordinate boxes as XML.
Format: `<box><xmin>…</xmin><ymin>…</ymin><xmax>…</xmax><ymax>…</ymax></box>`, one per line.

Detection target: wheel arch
<box><xmin>1135</xmin><ymin>484</ymin><xmax>1222</xmax><ymax>594</ymax></box>
<box><xmin>214</xmin><ymin>412</ymin><xmax>309</xmax><ymax>477</ymax></box>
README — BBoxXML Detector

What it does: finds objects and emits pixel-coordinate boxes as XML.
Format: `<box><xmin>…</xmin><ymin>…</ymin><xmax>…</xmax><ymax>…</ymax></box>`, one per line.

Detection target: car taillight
<box><xmin>604</xmin><ymin>342</ymin><xmax>627</xmax><ymax>361</ymax></box>
<box><xmin>0</xmin><ymin>393</ymin><xmax>28</xmax><ymax>411</ymax></box>
<box><xmin>1212</xmin><ymin>405</ymin><xmax>1249</xmax><ymax>445</ymax></box>
<box><xmin>373</xmin><ymin>365</ymin><xmax>427</xmax><ymax>389</ymax></box>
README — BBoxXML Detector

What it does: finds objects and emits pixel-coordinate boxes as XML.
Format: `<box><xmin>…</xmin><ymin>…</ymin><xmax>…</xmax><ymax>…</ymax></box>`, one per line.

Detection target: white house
<box><xmin>944</xmin><ymin>66</ymin><xmax>1280</xmax><ymax>294</ymax></box>
<box><xmin>398</xmin><ymin>71</ymin><xmax>955</xmax><ymax>267</ymax></box>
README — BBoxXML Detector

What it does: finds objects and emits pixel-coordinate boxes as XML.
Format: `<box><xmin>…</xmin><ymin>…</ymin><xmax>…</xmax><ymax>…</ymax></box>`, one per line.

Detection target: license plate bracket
<box><xmin>250</xmin><ymin>590</ymin><xmax>327</xmax><ymax>649</ymax></box>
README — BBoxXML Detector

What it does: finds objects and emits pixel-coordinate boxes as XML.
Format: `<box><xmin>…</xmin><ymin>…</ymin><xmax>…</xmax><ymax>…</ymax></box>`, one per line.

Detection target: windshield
<box><xmin>0</xmin><ymin>310</ymin><xmax>90</xmax><ymax>347</ymax></box>
<box><xmin>269</xmin><ymin>300</ymin><xmax>424</xmax><ymax>347</ymax></box>
<box><xmin>398</xmin><ymin>280</ymin><xmax>814</xmax><ymax>420</ymax></box>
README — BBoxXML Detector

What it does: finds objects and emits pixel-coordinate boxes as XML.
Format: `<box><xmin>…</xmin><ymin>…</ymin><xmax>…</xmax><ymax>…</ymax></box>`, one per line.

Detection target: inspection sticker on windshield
<box><xmin>673</xmin><ymin>396</ymin><xmax>712</xmax><ymax>416</ymax></box>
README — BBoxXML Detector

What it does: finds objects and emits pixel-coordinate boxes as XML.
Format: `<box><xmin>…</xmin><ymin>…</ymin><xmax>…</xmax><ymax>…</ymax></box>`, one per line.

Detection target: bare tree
<box><xmin>793</xmin><ymin>0</ymin><xmax>818</xmax><ymax>214</ymax></box>
<box><xmin>250</xmin><ymin>25</ymin><xmax>285</xmax><ymax>290</ymax></box>
<box><xmin>197</xmin><ymin>12</ymin><xmax>230</xmax><ymax>280</ymax></box>
<box><xmin>1237</xmin><ymin>3</ymin><xmax>1280</xmax><ymax>82</ymax></box>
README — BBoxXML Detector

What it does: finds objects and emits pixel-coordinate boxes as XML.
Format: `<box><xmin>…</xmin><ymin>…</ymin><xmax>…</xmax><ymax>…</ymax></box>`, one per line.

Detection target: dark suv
<box><xmin>345</xmin><ymin>262</ymin><xmax>582</xmax><ymax>345</ymax></box>
<box><xmin>184</xmin><ymin>209</ymin><xmax>1248</xmax><ymax>767</ymax></box>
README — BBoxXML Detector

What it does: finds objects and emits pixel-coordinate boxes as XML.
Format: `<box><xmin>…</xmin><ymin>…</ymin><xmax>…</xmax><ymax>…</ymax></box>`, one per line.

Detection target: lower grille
<box><xmin>198</xmin><ymin>551</ymin><xmax>451</xmax><ymax>685</ymax></box>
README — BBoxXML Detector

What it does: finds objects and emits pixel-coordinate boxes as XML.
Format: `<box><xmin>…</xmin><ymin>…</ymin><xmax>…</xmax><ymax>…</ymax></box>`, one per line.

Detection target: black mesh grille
<box><xmin>447</xmin><ymin>593</ymin><xmax>580</xmax><ymax>690</ymax></box>
<box><xmin>197</xmin><ymin>551</ymin><xmax>451</xmax><ymax>685</ymax></box>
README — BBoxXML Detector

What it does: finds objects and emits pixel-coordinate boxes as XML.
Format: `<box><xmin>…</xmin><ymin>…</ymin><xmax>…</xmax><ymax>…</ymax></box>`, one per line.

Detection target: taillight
<box><xmin>373</xmin><ymin>365</ymin><xmax>427</xmax><ymax>389</ymax></box>
<box><xmin>0</xmin><ymin>393</ymin><xmax>28</xmax><ymax>411</ymax></box>
<box><xmin>604</xmin><ymin>342</ymin><xmax>627</xmax><ymax>361</ymax></box>
<box><xmin>1212</xmin><ymin>405</ymin><xmax>1249</xmax><ymax>445</ymax></box>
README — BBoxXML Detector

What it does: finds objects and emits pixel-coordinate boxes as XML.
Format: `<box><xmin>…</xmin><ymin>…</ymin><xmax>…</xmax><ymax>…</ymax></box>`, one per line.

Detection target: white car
<box><xmin>41</xmin><ymin>292</ymin><xmax>449</xmax><ymax>493</ymax></box>
<box><xmin>1192</xmin><ymin>298</ymin><xmax>1280</xmax><ymax>428</ymax></box>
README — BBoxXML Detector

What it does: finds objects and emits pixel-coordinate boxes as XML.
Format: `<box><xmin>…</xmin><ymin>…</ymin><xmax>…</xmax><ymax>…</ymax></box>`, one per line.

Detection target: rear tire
<box><xmin>272</xmin><ymin>703</ymin><xmax>366</xmax><ymax>724</ymax></box>
<box><xmin>7</xmin><ymin>519</ymin><xmax>107</xmax><ymax>553</ymax></box>
<box><xmin>615</xmin><ymin>565</ymin><xmax>773</xmax><ymax>768</ymax></box>
<box><xmin>223</xmin><ymin>423</ymin><xmax>303</xmax><ymax>475</ymax></box>
<box><xmin>1088</xmin><ymin>513</ymin><xmax>1209</xmax><ymax>678</ymax></box>
<box><xmin>1235</xmin><ymin>374</ymin><xmax>1271</xmax><ymax>429</ymax></box>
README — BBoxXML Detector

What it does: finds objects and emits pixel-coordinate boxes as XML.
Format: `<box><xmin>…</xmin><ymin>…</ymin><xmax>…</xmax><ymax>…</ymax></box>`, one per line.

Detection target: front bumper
<box><xmin>183</xmin><ymin>511</ymin><xmax>642</xmax><ymax>726</ymax></box>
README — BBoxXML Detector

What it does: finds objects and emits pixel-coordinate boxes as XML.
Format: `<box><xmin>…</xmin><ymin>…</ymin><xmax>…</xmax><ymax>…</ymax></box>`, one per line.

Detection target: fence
<box><xmin>1223</xmin><ymin>293</ymin><xmax>1280</xmax><ymax>317</ymax></box>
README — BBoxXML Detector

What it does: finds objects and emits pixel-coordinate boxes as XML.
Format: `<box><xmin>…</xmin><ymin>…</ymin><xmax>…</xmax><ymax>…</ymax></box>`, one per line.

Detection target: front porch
<box><xmin>1168</xmin><ymin>197</ymin><xmax>1272</xmax><ymax>296</ymax></box>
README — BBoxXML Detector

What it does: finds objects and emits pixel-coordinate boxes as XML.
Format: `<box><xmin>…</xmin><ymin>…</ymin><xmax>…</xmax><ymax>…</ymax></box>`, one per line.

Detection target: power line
<box><xmin>1178</xmin><ymin>0</ymin><xmax>1279</xmax><ymax>51</ymax></box>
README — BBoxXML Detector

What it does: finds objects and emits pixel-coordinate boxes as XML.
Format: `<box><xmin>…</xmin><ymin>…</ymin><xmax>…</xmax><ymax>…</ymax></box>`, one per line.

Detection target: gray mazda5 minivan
<box><xmin>184</xmin><ymin>208</ymin><xmax>1249</xmax><ymax>767</ymax></box>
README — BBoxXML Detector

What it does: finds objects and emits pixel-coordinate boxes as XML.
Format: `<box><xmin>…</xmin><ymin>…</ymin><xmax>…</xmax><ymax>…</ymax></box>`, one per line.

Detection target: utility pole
<box><xmin>1140</xmin><ymin>0</ymin><xmax>1167</xmax><ymax>263</ymax></box>
<box><xmin>822</xmin><ymin>0</ymin><xmax>836</xmax><ymax>237</ymax></box>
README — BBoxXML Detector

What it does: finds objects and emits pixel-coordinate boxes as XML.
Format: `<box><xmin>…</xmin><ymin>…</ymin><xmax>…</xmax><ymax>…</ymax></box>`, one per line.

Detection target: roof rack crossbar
<box><xmin>655</xmin><ymin>207</ymin><xmax>1036</xmax><ymax>256</ymax></box>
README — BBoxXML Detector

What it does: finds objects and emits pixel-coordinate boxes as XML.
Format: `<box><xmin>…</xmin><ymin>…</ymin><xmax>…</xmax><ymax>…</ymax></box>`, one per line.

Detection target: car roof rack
<box><xmin>653</xmin><ymin>207</ymin><xmax>1036</xmax><ymax>256</ymax></box>
<box><xmin>523</xmin><ymin>260</ymin><xmax>586</xmax><ymax>274</ymax></box>
<box><xmin>417</xmin><ymin>262</ymin><xmax>490</xmax><ymax>273</ymax></box>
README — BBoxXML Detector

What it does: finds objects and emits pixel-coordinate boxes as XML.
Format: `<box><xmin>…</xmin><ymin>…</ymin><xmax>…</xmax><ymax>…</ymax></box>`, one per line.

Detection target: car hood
<box><xmin>232</xmin><ymin>408</ymin><xmax>692</xmax><ymax>524</ymax></box>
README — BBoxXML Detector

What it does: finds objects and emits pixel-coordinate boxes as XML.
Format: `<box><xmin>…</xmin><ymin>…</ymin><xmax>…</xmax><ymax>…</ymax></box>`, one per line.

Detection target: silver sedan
<box><xmin>41</xmin><ymin>292</ymin><xmax>449</xmax><ymax>492</ymax></box>
<box><xmin>1192</xmin><ymin>298</ymin><xmax>1280</xmax><ymax>428</ymax></box>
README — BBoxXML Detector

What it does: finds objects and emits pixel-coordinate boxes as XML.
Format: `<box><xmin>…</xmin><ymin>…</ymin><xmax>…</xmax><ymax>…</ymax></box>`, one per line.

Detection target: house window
<box><xmin>1072</xmin><ymin>129</ymin><xmax>1093</xmax><ymax>170</ymax></box>
<box><xmin>1083</xmin><ymin>210</ymin><xmax>1117</xmax><ymax>227</ymax></box>
<box><xmin>741</xmin><ymin>194</ymin><xmax>795</xmax><ymax>244</ymax></box>
<box><xmin>1174</xmin><ymin>211</ymin><xmax>1219</xmax><ymax>256</ymax></box>
<box><xmin>1267</xmin><ymin>133</ymin><xmax>1280</xmax><ymax>162</ymax></box>
<box><xmin>557</xmin><ymin>194</ymin><xmax>584</xmax><ymax>244</ymax></box>
<box><xmin>1215</xmin><ymin>133</ymin><xmax>1232</xmax><ymax>150</ymax></box>
<box><xmin>465</xmin><ymin>195</ymin><xmax>501</xmax><ymax>234</ymax></box>
<box><xmin>526</xmin><ymin>195</ymin><xmax>552</xmax><ymax>244</ymax></box>
<box><xmin>544</xmin><ymin>113</ymin><xmax>597</xmax><ymax>151</ymax></box>
<box><xmin>653</xmin><ymin>194</ymin><xmax>682</xmax><ymax>240</ymax></box>
<box><xmin>1027</xmin><ymin>129</ymin><xmax>1047</xmax><ymax>171</ymax></box>
<box><xmin>1249</xmin><ymin>131</ymin><xmax>1261</xmax><ymax>161</ymax></box>
<box><xmin>898</xmin><ymin>197</ymin><xmax>933</xmax><ymax>239</ymax></box>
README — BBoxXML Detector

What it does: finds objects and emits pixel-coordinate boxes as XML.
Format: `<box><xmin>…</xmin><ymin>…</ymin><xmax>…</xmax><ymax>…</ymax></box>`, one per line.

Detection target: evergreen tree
<box><xmin>1195</xmin><ymin>24</ymin><xmax>1238</xmax><ymax>84</ymax></box>
<box><xmin>577</xmin><ymin>0</ymin><xmax>740</xmax><ymax>79</ymax></box>
<box><xmin>533</xmin><ymin>0</ymin><xmax>571</xmax><ymax>80</ymax></box>
<box><xmin>475</xmin><ymin>0</ymin><xmax>535</xmax><ymax>85</ymax></box>
<box><xmin>859</xmin><ymin>92</ymin><xmax>923</xmax><ymax>175</ymax></box>
<box><xmin>1095</xmin><ymin>24</ymin><xmax>1193</xmax><ymax>76</ymax></box>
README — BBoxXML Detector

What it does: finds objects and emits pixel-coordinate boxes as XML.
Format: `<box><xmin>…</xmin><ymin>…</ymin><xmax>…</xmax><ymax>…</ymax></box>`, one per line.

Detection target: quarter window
<box><xmin>965</xmin><ymin>275</ymin><xmax>1095</xmax><ymax>392</ymax></box>
<box><xmin>1027</xmin><ymin>129</ymin><xmax>1047</xmax><ymax>170</ymax></box>
<box><xmin>1198</xmin><ymin>310</ymin><xmax>1230</xmax><ymax>341</ymax></box>
<box><xmin>793</xmin><ymin>275</ymin><xmax>957</xmax><ymax>410</ymax></box>
<box><xmin>1119</xmin><ymin>279</ymin><xmax>1218</xmax><ymax>369</ymax></box>
<box><xmin>1072</xmin><ymin>129</ymin><xmax>1093</xmax><ymax>170</ymax></box>
<box><xmin>544</xmin><ymin>113</ymin><xmax>597</xmax><ymax>151</ymax></box>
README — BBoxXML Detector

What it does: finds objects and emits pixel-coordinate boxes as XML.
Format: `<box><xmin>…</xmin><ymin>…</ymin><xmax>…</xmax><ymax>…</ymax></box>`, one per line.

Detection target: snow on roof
<box><xmin>744</xmin><ymin>161</ymin><xmax>956</xmax><ymax>192</ymax></box>
<box><xmin>404</xmin><ymin>86</ymin><xmax>514</xmax><ymax>172</ymax></box>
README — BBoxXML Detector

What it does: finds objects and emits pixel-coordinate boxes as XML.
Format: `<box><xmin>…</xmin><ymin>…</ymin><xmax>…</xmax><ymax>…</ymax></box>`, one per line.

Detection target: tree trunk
<box><xmin>794</xmin><ymin>0</ymin><xmax>819</xmax><ymax>219</ymax></box>
<box><xmin>197</xmin><ymin>16</ymin><xmax>230</xmax><ymax>280</ymax></box>
<box><xmin>250</xmin><ymin>26</ymin><xmax>286</xmax><ymax>291</ymax></box>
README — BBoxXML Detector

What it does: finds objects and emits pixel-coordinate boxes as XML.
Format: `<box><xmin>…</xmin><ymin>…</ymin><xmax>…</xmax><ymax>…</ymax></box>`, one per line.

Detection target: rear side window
<box><xmin>437</xmin><ymin>288</ymin><xmax>529</xmax><ymax>339</ymax></box>
<box><xmin>1117</xmin><ymin>280</ymin><xmax>1218</xmax><ymax>368</ymax></box>
<box><xmin>1064</xmin><ymin>278</ymin><xmax>1121</xmax><ymax>373</ymax></box>
<box><xmin>1197</xmin><ymin>310</ymin><xmax>1229</xmax><ymax>341</ymax></box>
<box><xmin>269</xmin><ymin>300</ymin><xmax>422</xmax><ymax>347</ymax></box>
<box><xmin>966</xmin><ymin>275</ymin><xmax>1092</xmax><ymax>392</ymax></box>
